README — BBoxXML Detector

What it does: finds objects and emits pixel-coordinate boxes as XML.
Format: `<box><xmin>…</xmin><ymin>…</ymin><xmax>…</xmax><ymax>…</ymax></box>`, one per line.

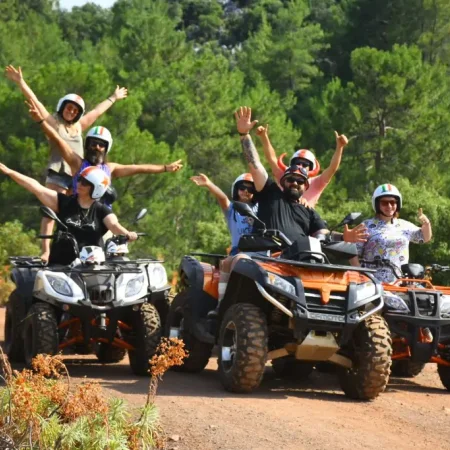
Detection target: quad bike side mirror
<box><xmin>336</xmin><ymin>212</ymin><xmax>362</xmax><ymax>228</ymax></box>
<box><xmin>133</xmin><ymin>208</ymin><xmax>148</xmax><ymax>224</ymax></box>
<box><xmin>40</xmin><ymin>206</ymin><xmax>68</xmax><ymax>231</ymax></box>
<box><xmin>232</xmin><ymin>201</ymin><xmax>266</xmax><ymax>230</ymax></box>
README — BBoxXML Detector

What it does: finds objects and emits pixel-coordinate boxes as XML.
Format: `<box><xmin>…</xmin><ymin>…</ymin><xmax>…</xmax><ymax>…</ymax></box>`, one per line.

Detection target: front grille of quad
<box><xmin>304</xmin><ymin>289</ymin><xmax>346</xmax><ymax>315</ymax></box>
<box><xmin>88</xmin><ymin>287</ymin><xmax>113</xmax><ymax>305</ymax></box>
<box><xmin>413</xmin><ymin>293</ymin><xmax>436</xmax><ymax>317</ymax></box>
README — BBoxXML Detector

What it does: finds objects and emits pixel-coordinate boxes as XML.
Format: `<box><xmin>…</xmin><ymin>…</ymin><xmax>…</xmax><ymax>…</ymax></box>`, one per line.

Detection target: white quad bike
<box><xmin>4</xmin><ymin>207</ymin><xmax>171</xmax><ymax>376</ymax></box>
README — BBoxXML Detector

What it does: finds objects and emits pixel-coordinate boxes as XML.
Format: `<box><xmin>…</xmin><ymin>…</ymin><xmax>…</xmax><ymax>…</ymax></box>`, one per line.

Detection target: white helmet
<box><xmin>56</xmin><ymin>93</ymin><xmax>85</xmax><ymax>123</ymax></box>
<box><xmin>231</xmin><ymin>173</ymin><xmax>254</xmax><ymax>200</ymax></box>
<box><xmin>80</xmin><ymin>246</ymin><xmax>105</xmax><ymax>265</ymax></box>
<box><xmin>290</xmin><ymin>149</ymin><xmax>320</xmax><ymax>176</ymax></box>
<box><xmin>85</xmin><ymin>126</ymin><xmax>113</xmax><ymax>153</ymax></box>
<box><xmin>372</xmin><ymin>184</ymin><xmax>402</xmax><ymax>212</ymax></box>
<box><xmin>106</xmin><ymin>240</ymin><xmax>129</xmax><ymax>256</ymax></box>
<box><xmin>78</xmin><ymin>166</ymin><xmax>110</xmax><ymax>199</ymax></box>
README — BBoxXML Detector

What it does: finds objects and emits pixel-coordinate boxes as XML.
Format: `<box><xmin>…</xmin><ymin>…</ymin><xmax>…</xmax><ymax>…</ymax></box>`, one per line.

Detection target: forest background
<box><xmin>1</xmin><ymin>0</ymin><xmax>450</xmax><ymax>292</ymax></box>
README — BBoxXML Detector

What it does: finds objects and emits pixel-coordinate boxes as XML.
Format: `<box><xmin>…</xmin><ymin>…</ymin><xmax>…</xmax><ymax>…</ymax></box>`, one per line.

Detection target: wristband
<box><xmin>107</xmin><ymin>97</ymin><xmax>115</xmax><ymax>104</ymax></box>
<box><xmin>164</xmin><ymin>165</ymin><xmax>167</xmax><ymax>172</ymax></box>
<box><xmin>239</xmin><ymin>132</ymin><xmax>249</xmax><ymax>136</ymax></box>
<box><xmin>37</xmin><ymin>119</ymin><xmax>44</xmax><ymax>124</ymax></box>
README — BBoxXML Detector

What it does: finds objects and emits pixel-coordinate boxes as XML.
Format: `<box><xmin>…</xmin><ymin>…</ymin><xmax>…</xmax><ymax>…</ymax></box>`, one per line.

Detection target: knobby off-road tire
<box><xmin>23</xmin><ymin>302</ymin><xmax>58</xmax><ymax>368</ymax></box>
<box><xmin>339</xmin><ymin>314</ymin><xmax>392</xmax><ymax>400</ymax></box>
<box><xmin>165</xmin><ymin>291</ymin><xmax>213</xmax><ymax>373</ymax></box>
<box><xmin>4</xmin><ymin>290</ymin><xmax>26</xmax><ymax>362</ymax></box>
<box><xmin>437</xmin><ymin>365</ymin><xmax>450</xmax><ymax>391</ymax></box>
<box><xmin>218</xmin><ymin>303</ymin><xmax>268</xmax><ymax>393</ymax></box>
<box><xmin>391</xmin><ymin>360</ymin><xmax>425</xmax><ymax>378</ymax></box>
<box><xmin>128</xmin><ymin>303</ymin><xmax>162</xmax><ymax>376</ymax></box>
<box><xmin>94</xmin><ymin>343</ymin><xmax>126</xmax><ymax>363</ymax></box>
<box><xmin>272</xmin><ymin>357</ymin><xmax>314</xmax><ymax>380</ymax></box>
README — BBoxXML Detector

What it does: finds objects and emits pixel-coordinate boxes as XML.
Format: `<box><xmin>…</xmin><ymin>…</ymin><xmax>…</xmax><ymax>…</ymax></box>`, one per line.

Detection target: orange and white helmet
<box><xmin>278</xmin><ymin>149</ymin><xmax>320</xmax><ymax>177</ymax></box>
<box><xmin>85</xmin><ymin>126</ymin><xmax>113</xmax><ymax>153</ymax></box>
<box><xmin>231</xmin><ymin>173</ymin><xmax>254</xmax><ymax>200</ymax></box>
<box><xmin>56</xmin><ymin>93</ymin><xmax>85</xmax><ymax>123</ymax></box>
<box><xmin>372</xmin><ymin>184</ymin><xmax>402</xmax><ymax>212</ymax></box>
<box><xmin>78</xmin><ymin>166</ymin><xmax>110</xmax><ymax>199</ymax></box>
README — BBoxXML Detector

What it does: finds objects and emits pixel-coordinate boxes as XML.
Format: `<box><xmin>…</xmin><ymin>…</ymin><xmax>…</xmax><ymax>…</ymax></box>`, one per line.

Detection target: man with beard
<box><xmin>235</xmin><ymin>106</ymin><xmax>368</xmax><ymax>243</ymax></box>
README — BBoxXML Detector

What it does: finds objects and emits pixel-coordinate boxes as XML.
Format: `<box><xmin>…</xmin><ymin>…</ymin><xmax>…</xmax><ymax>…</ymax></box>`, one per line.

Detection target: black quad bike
<box><xmin>167</xmin><ymin>203</ymin><xmax>392</xmax><ymax>400</ymax></box>
<box><xmin>361</xmin><ymin>258</ymin><xmax>450</xmax><ymax>389</ymax></box>
<box><xmin>4</xmin><ymin>207</ymin><xmax>171</xmax><ymax>375</ymax></box>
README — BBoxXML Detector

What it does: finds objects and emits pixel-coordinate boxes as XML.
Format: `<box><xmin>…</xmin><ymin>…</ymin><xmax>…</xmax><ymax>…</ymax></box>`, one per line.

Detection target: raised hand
<box><xmin>5</xmin><ymin>65</ymin><xmax>23</xmax><ymax>84</ymax></box>
<box><xmin>166</xmin><ymin>159</ymin><xmax>183</xmax><ymax>172</ymax></box>
<box><xmin>234</xmin><ymin>106</ymin><xmax>258</xmax><ymax>134</ymax></box>
<box><xmin>26</xmin><ymin>99</ymin><xmax>44</xmax><ymax>123</ymax></box>
<box><xmin>190</xmin><ymin>173</ymin><xmax>210</xmax><ymax>187</ymax></box>
<box><xmin>417</xmin><ymin>208</ymin><xmax>430</xmax><ymax>225</ymax></box>
<box><xmin>0</xmin><ymin>162</ymin><xmax>12</xmax><ymax>175</ymax></box>
<box><xmin>256</xmin><ymin>123</ymin><xmax>269</xmax><ymax>140</ymax></box>
<box><xmin>335</xmin><ymin>131</ymin><xmax>349</xmax><ymax>149</ymax></box>
<box><xmin>111</xmin><ymin>85</ymin><xmax>128</xmax><ymax>101</ymax></box>
<box><xmin>343</xmin><ymin>223</ymin><xmax>369</xmax><ymax>243</ymax></box>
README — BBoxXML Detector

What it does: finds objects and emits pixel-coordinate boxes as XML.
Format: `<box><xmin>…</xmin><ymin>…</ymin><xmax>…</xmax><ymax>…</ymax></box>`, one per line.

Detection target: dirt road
<box><xmin>1</xmin><ymin>306</ymin><xmax>449</xmax><ymax>450</ymax></box>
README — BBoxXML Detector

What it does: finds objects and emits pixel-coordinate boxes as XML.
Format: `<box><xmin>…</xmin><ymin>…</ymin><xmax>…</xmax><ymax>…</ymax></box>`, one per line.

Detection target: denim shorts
<box><xmin>45</xmin><ymin>169</ymin><xmax>73</xmax><ymax>190</ymax></box>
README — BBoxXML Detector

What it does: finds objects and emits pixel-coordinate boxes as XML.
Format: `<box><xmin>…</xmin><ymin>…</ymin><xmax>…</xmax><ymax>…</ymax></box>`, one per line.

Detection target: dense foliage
<box><xmin>1</xmin><ymin>0</ymin><xmax>450</xmax><ymax>277</ymax></box>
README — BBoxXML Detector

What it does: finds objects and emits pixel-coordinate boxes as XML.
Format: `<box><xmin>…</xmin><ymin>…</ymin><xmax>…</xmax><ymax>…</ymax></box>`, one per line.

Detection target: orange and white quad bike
<box><xmin>167</xmin><ymin>203</ymin><xmax>392</xmax><ymax>400</ymax></box>
<box><xmin>361</xmin><ymin>258</ymin><xmax>450</xmax><ymax>390</ymax></box>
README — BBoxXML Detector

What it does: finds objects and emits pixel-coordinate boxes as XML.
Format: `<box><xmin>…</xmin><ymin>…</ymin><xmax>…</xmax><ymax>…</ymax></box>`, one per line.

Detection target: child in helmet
<box><xmin>27</xmin><ymin>99</ymin><xmax>183</xmax><ymax>201</ymax></box>
<box><xmin>0</xmin><ymin>163</ymin><xmax>138</xmax><ymax>264</ymax></box>
<box><xmin>352</xmin><ymin>184</ymin><xmax>432</xmax><ymax>283</ymax></box>
<box><xmin>190</xmin><ymin>172</ymin><xmax>258</xmax><ymax>303</ymax></box>
<box><xmin>5</xmin><ymin>65</ymin><xmax>128</xmax><ymax>261</ymax></box>
<box><xmin>255</xmin><ymin>124</ymin><xmax>348</xmax><ymax>207</ymax></box>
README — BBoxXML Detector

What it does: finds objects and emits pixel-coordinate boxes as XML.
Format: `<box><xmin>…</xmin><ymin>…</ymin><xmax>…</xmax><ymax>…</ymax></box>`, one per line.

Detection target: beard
<box><xmin>85</xmin><ymin>149</ymin><xmax>104</xmax><ymax>165</ymax></box>
<box><xmin>284</xmin><ymin>187</ymin><xmax>302</xmax><ymax>201</ymax></box>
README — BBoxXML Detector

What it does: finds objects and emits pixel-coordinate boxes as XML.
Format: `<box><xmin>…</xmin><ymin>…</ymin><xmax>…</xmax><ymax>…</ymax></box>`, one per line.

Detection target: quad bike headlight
<box><xmin>355</xmin><ymin>282</ymin><xmax>377</xmax><ymax>303</ymax></box>
<box><xmin>46</xmin><ymin>274</ymin><xmax>73</xmax><ymax>297</ymax></box>
<box><xmin>147</xmin><ymin>263</ymin><xmax>168</xmax><ymax>290</ymax></box>
<box><xmin>441</xmin><ymin>295</ymin><xmax>450</xmax><ymax>317</ymax></box>
<box><xmin>383</xmin><ymin>291</ymin><xmax>410</xmax><ymax>312</ymax></box>
<box><xmin>267</xmin><ymin>273</ymin><xmax>296</xmax><ymax>296</ymax></box>
<box><xmin>125</xmin><ymin>274</ymin><xmax>145</xmax><ymax>297</ymax></box>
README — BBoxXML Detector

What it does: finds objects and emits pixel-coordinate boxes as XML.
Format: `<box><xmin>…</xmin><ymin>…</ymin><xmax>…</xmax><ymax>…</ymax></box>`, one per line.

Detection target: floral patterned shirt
<box><xmin>356</xmin><ymin>217</ymin><xmax>424</xmax><ymax>283</ymax></box>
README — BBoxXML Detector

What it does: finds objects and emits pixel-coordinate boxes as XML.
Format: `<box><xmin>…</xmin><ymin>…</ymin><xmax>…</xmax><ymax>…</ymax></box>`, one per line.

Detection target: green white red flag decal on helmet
<box><xmin>381</xmin><ymin>184</ymin><xmax>393</xmax><ymax>192</ymax></box>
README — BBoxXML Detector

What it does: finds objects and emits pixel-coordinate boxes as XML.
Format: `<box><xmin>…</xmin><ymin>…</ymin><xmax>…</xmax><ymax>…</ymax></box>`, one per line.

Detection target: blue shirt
<box><xmin>225</xmin><ymin>203</ymin><xmax>259</xmax><ymax>255</ymax></box>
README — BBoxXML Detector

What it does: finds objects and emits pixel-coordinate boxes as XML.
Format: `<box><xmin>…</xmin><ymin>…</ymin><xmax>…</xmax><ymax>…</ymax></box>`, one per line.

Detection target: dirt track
<box><xmin>1</xmin><ymin>306</ymin><xmax>450</xmax><ymax>450</ymax></box>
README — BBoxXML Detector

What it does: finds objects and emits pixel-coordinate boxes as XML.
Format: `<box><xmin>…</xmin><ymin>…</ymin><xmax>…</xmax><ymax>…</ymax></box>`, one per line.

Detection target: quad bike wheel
<box><xmin>391</xmin><ymin>360</ymin><xmax>425</xmax><ymax>378</ymax></box>
<box><xmin>128</xmin><ymin>303</ymin><xmax>162</xmax><ymax>376</ymax></box>
<box><xmin>437</xmin><ymin>364</ymin><xmax>450</xmax><ymax>391</ymax></box>
<box><xmin>94</xmin><ymin>343</ymin><xmax>126</xmax><ymax>363</ymax></box>
<box><xmin>272</xmin><ymin>357</ymin><xmax>314</xmax><ymax>379</ymax></box>
<box><xmin>218</xmin><ymin>303</ymin><xmax>268</xmax><ymax>393</ymax></box>
<box><xmin>338</xmin><ymin>314</ymin><xmax>392</xmax><ymax>400</ymax></box>
<box><xmin>165</xmin><ymin>291</ymin><xmax>213</xmax><ymax>373</ymax></box>
<box><xmin>23</xmin><ymin>302</ymin><xmax>58</xmax><ymax>367</ymax></box>
<box><xmin>4</xmin><ymin>290</ymin><xmax>26</xmax><ymax>362</ymax></box>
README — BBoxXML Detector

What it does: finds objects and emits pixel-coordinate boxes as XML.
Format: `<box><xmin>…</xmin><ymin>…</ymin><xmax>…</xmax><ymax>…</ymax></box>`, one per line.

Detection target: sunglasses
<box><xmin>291</xmin><ymin>159</ymin><xmax>312</xmax><ymax>169</ymax></box>
<box><xmin>238</xmin><ymin>184</ymin><xmax>255</xmax><ymax>194</ymax></box>
<box><xmin>77</xmin><ymin>176</ymin><xmax>91</xmax><ymax>187</ymax></box>
<box><xmin>380</xmin><ymin>199</ymin><xmax>397</xmax><ymax>207</ymax></box>
<box><xmin>88</xmin><ymin>139</ymin><xmax>107</xmax><ymax>149</ymax></box>
<box><xmin>285</xmin><ymin>176</ymin><xmax>306</xmax><ymax>185</ymax></box>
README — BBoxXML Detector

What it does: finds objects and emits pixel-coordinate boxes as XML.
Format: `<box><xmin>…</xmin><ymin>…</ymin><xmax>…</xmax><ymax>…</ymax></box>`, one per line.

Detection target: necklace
<box><xmin>78</xmin><ymin>203</ymin><xmax>93</xmax><ymax>224</ymax></box>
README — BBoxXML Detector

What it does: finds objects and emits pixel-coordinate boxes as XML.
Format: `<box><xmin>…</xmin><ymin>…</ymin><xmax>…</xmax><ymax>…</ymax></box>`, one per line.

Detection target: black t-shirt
<box><xmin>253</xmin><ymin>178</ymin><xmax>327</xmax><ymax>242</ymax></box>
<box><xmin>56</xmin><ymin>193</ymin><xmax>112</xmax><ymax>248</ymax></box>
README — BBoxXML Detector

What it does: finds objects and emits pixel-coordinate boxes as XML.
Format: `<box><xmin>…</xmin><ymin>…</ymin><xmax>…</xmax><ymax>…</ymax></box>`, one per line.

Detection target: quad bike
<box><xmin>167</xmin><ymin>202</ymin><xmax>392</xmax><ymax>400</ymax></box>
<box><xmin>361</xmin><ymin>258</ymin><xmax>450</xmax><ymax>390</ymax></box>
<box><xmin>3</xmin><ymin>206</ymin><xmax>171</xmax><ymax>376</ymax></box>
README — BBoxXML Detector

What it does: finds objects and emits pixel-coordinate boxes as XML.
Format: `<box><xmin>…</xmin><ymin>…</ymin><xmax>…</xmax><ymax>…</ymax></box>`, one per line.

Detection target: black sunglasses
<box><xmin>238</xmin><ymin>184</ymin><xmax>255</xmax><ymax>194</ymax></box>
<box><xmin>88</xmin><ymin>139</ymin><xmax>107</xmax><ymax>149</ymax></box>
<box><xmin>77</xmin><ymin>176</ymin><xmax>91</xmax><ymax>187</ymax></box>
<box><xmin>285</xmin><ymin>176</ymin><xmax>306</xmax><ymax>185</ymax></box>
<box><xmin>291</xmin><ymin>159</ymin><xmax>312</xmax><ymax>169</ymax></box>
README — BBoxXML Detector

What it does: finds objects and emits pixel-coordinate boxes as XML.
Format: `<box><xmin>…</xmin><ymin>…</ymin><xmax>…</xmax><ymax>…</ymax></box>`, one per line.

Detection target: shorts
<box><xmin>45</xmin><ymin>169</ymin><xmax>73</xmax><ymax>190</ymax></box>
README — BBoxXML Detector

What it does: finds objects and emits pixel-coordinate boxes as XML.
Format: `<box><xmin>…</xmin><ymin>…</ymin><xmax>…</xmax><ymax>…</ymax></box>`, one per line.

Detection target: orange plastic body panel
<box><xmin>201</xmin><ymin>262</ymin><xmax>220</xmax><ymax>299</ymax></box>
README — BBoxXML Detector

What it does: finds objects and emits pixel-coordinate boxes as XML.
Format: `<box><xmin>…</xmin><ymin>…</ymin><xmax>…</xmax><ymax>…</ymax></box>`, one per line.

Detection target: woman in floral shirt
<box><xmin>353</xmin><ymin>184</ymin><xmax>432</xmax><ymax>283</ymax></box>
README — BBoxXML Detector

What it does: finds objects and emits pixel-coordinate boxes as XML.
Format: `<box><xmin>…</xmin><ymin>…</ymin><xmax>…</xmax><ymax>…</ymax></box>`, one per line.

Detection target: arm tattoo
<box><xmin>241</xmin><ymin>135</ymin><xmax>261</xmax><ymax>169</ymax></box>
